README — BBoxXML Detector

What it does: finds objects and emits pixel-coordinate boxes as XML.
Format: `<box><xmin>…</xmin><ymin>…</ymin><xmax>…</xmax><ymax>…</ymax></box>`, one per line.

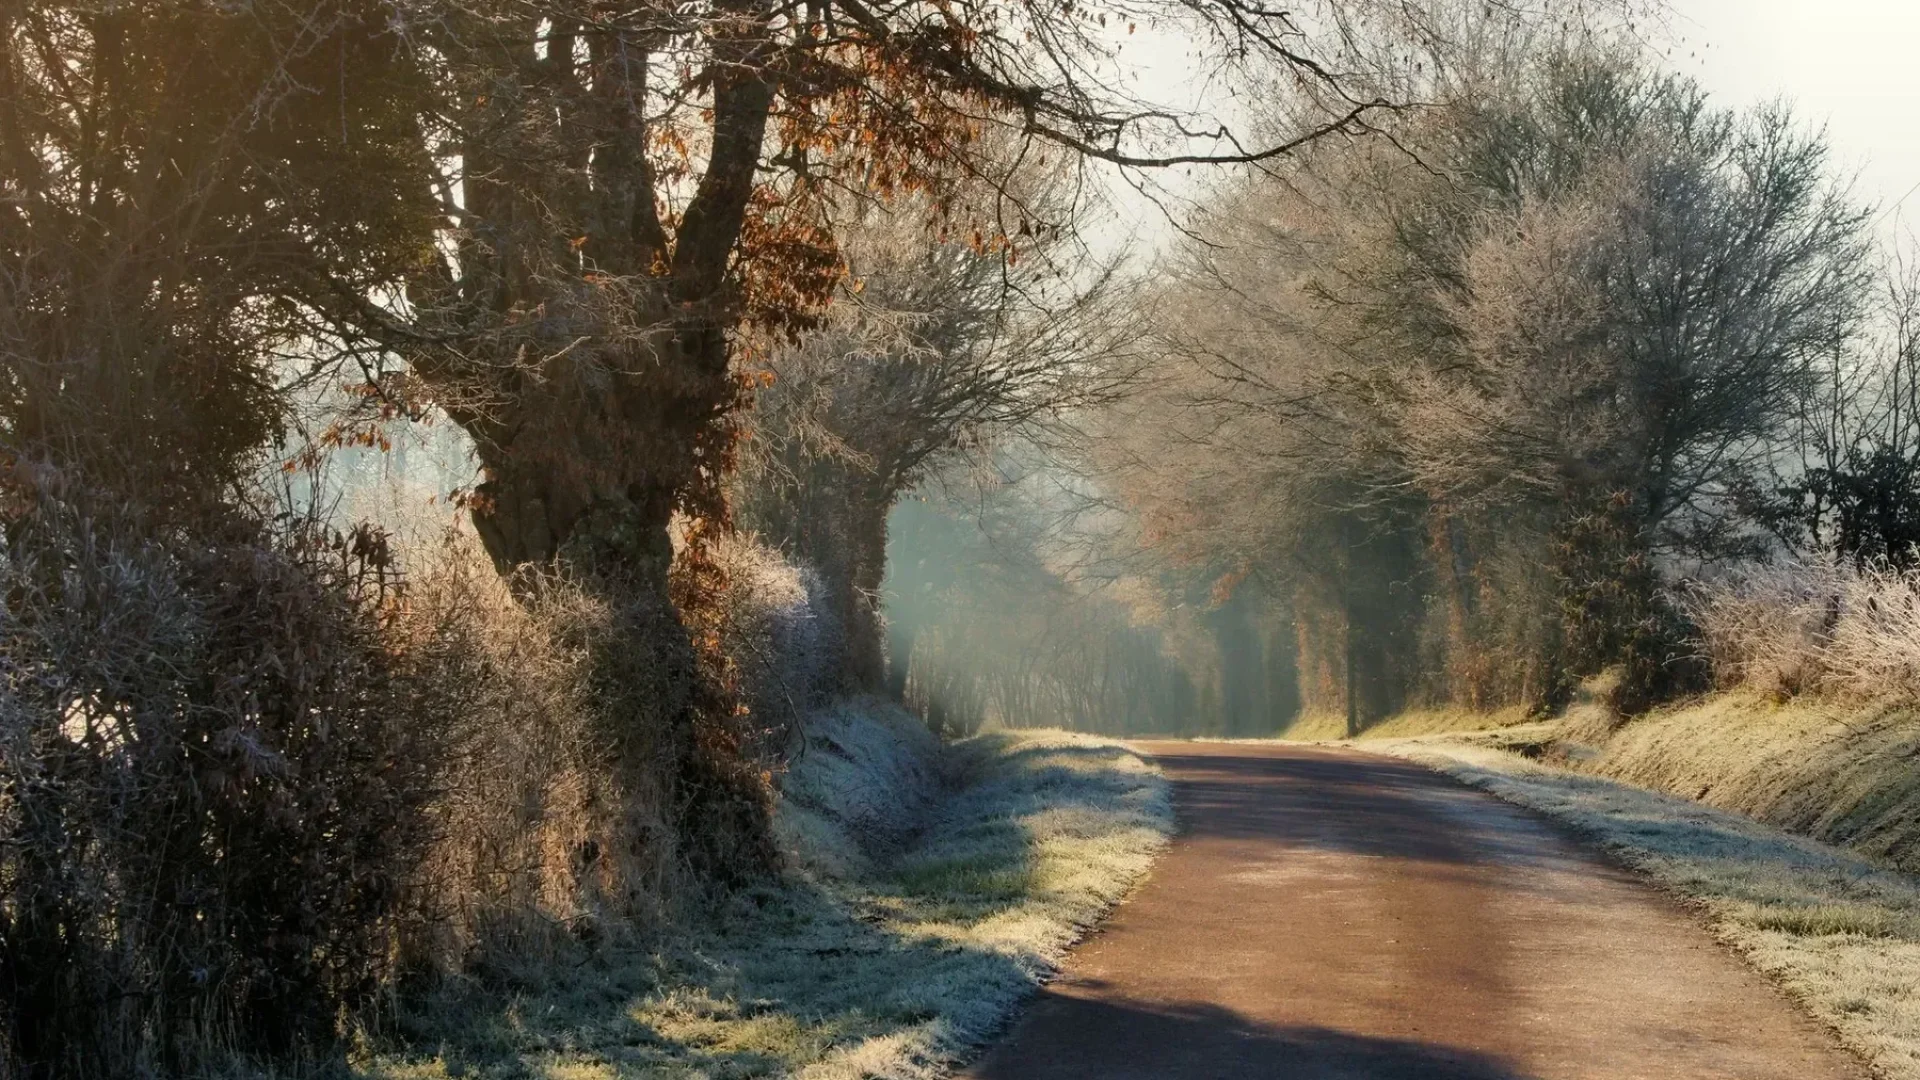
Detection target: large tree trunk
<box><xmin>463</xmin><ymin>327</ymin><xmax>730</xmax><ymax>581</ymax></box>
<box><xmin>394</xmin><ymin>14</ymin><xmax>783</xmax><ymax>883</ymax></box>
<box><xmin>450</xmin><ymin>319</ymin><xmax>779</xmax><ymax>882</ymax></box>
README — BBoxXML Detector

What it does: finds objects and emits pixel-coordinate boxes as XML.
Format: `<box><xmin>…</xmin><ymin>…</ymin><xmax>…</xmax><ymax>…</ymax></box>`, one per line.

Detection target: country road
<box><xmin>962</xmin><ymin>742</ymin><xmax>1864</xmax><ymax>1080</ymax></box>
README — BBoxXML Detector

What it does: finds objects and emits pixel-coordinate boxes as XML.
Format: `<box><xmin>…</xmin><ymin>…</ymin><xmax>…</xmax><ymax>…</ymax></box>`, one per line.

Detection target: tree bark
<box><xmin>396</xmin><ymin>15</ymin><xmax>784</xmax><ymax>882</ymax></box>
<box><xmin>461</xmin><ymin>326</ymin><xmax>731</xmax><ymax>583</ymax></box>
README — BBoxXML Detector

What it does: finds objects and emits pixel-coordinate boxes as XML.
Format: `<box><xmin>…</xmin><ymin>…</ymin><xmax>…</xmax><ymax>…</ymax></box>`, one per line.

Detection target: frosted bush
<box><xmin>707</xmin><ymin>531</ymin><xmax>846</xmax><ymax>738</ymax></box>
<box><xmin>1688</xmin><ymin>559</ymin><xmax>1920</xmax><ymax>699</ymax></box>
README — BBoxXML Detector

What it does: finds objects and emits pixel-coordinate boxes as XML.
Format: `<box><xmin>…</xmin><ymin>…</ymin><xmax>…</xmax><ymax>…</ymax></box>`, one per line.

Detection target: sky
<box><xmin>1664</xmin><ymin>0</ymin><xmax>1920</xmax><ymax>244</ymax></box>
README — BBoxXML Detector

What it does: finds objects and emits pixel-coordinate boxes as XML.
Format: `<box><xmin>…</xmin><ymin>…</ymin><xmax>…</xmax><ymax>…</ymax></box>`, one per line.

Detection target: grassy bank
<box><xmin>1564</xmin><ymin>694</ymin><xmax>1920</xmax><ymax>873</ymax></box>
<box><xmin>1274</xmin><ymin>704</ymin><xmax>1534</xmax><ymax>742</ymax></box>
<box><xmin>1309</xmin><ymin>690</ymin><xmax>1920</xmax><ymax>876</ymax></box>
<box><xmin>365</xmin><ymin>705</ymin><xmax>1172</xmax><ymax>1079</ymax></box>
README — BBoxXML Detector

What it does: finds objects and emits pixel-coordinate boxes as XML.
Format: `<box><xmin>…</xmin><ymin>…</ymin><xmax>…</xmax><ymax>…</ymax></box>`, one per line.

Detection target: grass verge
<box><xmin>1573</xmin><ymin>694</ymin><xmax>1920</xmax><ymax>873</ymax></box>
<box><xmin>1373</xmin><ymin>730</ymin><xmax>1920</xmax><ymax>1079</ymax></box>
<box><xmin>361</xmin><ymin>717</ymin><xmax>1171</xmax><ymax>1079</ymax></box>
<box><xmin>1273</xmin><ymin>704</ymin><xmax>1534</xmax><ymax>742</ymax></box>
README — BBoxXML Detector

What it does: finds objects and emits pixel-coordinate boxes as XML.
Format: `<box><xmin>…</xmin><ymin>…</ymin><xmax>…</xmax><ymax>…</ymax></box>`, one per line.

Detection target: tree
<box><xmin>0</xmin><ymin>1</ymin><xmax>433</xmax><ymax>505</ymax></box>
<box><xmin>320</xmin><ymin>0</ymin><xmax>1398</xmax><ymax>578</ymax></box>
<box><xmin>736</xmin><ymin>183</ymin><xmax>1142</xmax><ymax>688</ymax></box>
<box><xmin>1406</xmin><ymin>91</ymin><xmax>1868</xmax><ymax>547</ymax></box>
<box><xmin>1105</xmin><ymin>48</ymin><xmax>1869</xmax><ymax>718</ymax></box>
<box><xmin>1746</xmin><ymin>251</ymin><xmax>1920</xmax><ymax>568</ymax></box>
<box><xmin>0</xmin><ymin>10</ymin><xmax>458</xmax><ymax>1063</ymax></box>
<box><xmin>282</xmin><ymin>0</ymin><xmax>1412</xmax><ymax>863</ymax></box>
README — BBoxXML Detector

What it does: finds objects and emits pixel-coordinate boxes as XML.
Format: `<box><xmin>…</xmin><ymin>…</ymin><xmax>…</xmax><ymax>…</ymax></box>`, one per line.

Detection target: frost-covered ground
<box><xmin>1375</xmin><ymin>730</ymin><xmax>1920</xmax><ymax>1080</ymax></box>
<box><xmin>366</xmin><ymin>704</ymin><xmax>1171</xmax><ymax>1079</ymax></box>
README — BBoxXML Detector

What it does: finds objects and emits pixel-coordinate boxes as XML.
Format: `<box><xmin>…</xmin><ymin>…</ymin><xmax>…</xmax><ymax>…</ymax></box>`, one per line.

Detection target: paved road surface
<box><xmin>962</xmin><ymin>742</ymin><xmax>1864</xmax><ymax>1080</ymax></box>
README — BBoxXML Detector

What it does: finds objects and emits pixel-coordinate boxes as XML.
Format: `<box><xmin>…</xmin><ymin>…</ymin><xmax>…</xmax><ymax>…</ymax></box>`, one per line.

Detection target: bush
<box><xmin>398</xmin><ymin>528</ymin><xmax>836</xmax><ymax>981</ymax></box>
<box><xmin>0</xmin><ymin>468</ymin><xmax>863</xmax><ymax>1074</ymax></box>
<box><xmin>703</xmin><ymin>531</ymin><xmax>844</xmax><ymax>752</ymax></box>
<box><xmin>0</xmin><ymin>474</ymin><xmax>441</xmax><ymax>1076</ymax></box>
<box><xmin>392</xmin><ymin>539</ymin><xmax>677</xmax><ymax>982</ymax></box>
<box><xmin>1689</xmin><ymin>559</ymin><xmax>1920</xmax><ymax>701</ymax></box>
<box><xmin>1553</xmin><ymin>492</ymin><xmax>1707</xmax><ymax>716</ymax></box>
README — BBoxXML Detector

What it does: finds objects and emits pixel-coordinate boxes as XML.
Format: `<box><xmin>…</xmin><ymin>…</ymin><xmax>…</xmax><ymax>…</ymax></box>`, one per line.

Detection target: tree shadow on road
<box><xmin>1146</xmin><ymin>748</ymin><xmax>1589</xmax><ymax>879</ymax></box>
<box><xmin>967</xmin><ymin>988</ymin><xmax>1538</xmax><ymax>1080</ymax></box>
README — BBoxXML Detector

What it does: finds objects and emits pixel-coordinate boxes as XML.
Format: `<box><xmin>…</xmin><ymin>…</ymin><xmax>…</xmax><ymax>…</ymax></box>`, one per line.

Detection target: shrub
<box><xmin>397</xmin><ymin>527</ymin><xmax>834</xmax><ymax>980</ymax></box>
<box><xmin>391</xmin><ymin>539</ymin><xmax>675</xmax><ymax>981</ymax></box>
<box><xmin>1689</xmin><ymin>559</ymin><xmax>1920</xmax><ymax>701</ymax></box>
<box><xmin>1687</xmin><ymin>561</ymin><xmax>1844</xmax><ymax>698</ymax></box>
<box><xmin>1554</xmin><ymin>492</ymin><xmax>1708</xmax><ymax>715</ymax></box>
<box><xmin>0</xmin><ymin>473</ymin><xmax>441</xmax><ymax>1076</ymax></box>
<box><xmin>0</xmin><ymin>468</ymin><xmax>858</xmax><ymax>1074</ymax></box>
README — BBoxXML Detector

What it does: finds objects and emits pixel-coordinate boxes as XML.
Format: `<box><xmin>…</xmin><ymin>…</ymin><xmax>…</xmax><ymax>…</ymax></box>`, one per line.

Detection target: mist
<box><xmin>880</xmin><ymin>457</ymin><xmax>1304</xmax><ymax>739</ymax></box>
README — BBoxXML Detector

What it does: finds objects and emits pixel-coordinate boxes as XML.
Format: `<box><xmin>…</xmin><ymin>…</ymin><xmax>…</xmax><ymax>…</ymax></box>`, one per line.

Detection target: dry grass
<box><xmin>362</xmin><ymin>711</ymin><xmax>1172</xmax><ymax>1079</ymax></box>
<box><xmin>1690</xmin><ymin>559</ymin><xmax>1920</xmax><ymax>700</ymax></box>
<box><xmin>1576</xmin><ymin>694</ymin><xmax>1920</xmax><ymax>873</ymax></box>
<box><xmin>1376</xmin><ymin>731</ymin><xmax>1920</xmax><ymax>1079</ymax></box>
<box><xmin>1273</xmin><ymin>704</ymin><xmax>1534</xmax><ymax>742</ymax></box>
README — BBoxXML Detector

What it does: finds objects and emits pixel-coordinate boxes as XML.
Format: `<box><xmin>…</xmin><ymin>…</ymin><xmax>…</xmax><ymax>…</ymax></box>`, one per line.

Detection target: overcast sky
<box><xmin>1665</xmin><ymin>0</ymin><xmax>1920</xmax><ymax>244</ymax></box>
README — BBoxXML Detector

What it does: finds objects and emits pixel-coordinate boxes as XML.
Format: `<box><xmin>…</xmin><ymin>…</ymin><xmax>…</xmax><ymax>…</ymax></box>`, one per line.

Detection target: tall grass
<box><xmin>1689</xmin><ymin>560</ymin><xmax>1920</xmax><ymax>700</ymax></box>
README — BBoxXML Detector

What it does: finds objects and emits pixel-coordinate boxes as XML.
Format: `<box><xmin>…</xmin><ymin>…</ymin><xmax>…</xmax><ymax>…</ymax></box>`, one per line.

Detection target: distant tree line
<box><xmin>887</xmin><ymin>36</ymin><xmax>1919</xmax><ymax>738</ymax></box>
<box><xmin>1102</xmin><ymin>46</ymin><xmax>1899</xmax><ymax>725</ymax></box>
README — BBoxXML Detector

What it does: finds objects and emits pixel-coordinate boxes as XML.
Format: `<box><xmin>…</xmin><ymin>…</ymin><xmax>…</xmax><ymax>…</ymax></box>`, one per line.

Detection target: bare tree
<box><xmin>1104</xmin><ymin>48</ymin><xmax>1870</xmax><ymax>717</ymax></box>
<box><xmin>736</xmin><ymin>186</ymin><xmax>1145</xmax><ymax>687</ymax></box>
<box><xmin>1748</xmin><ymin>244</ymin><xmax>1920</xmax><ymax>565</ymax></box>
<box><xmin>1409</xmin><ymin>101</ymin><xmax>1869</xmax><ymax>538</ymax></box>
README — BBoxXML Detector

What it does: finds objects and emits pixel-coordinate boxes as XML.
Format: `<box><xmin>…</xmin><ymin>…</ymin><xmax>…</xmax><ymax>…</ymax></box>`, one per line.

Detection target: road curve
<box><xmin>961</xmin><ymin>741</ymin><xmax>1864</xmax><ymax>1080</ymax></box>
